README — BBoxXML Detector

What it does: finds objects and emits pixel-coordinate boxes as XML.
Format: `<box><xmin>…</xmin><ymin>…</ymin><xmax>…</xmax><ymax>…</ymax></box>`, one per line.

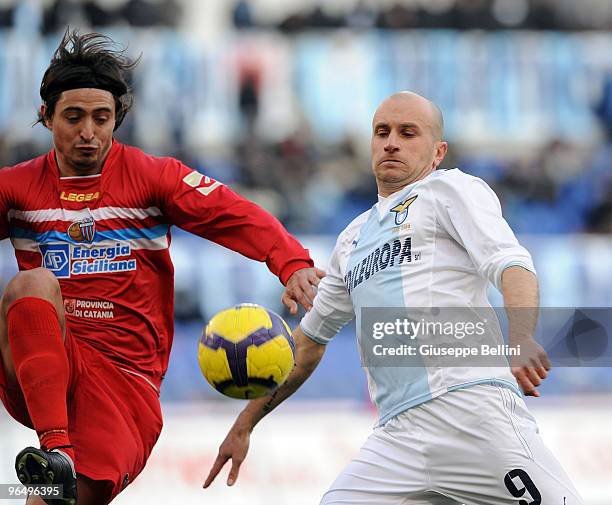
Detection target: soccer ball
<box><xmin>198</xmin><ymin>303</ymin><xmax>295</xmax><ymax>399</ymax></box>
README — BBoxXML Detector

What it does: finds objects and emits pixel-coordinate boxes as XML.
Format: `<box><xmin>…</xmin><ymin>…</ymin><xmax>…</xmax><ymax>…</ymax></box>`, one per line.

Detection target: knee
<box><xmin>1</xmin><ymin>269</ymin><xmax>61</xmax><ymax>315</ymax></box>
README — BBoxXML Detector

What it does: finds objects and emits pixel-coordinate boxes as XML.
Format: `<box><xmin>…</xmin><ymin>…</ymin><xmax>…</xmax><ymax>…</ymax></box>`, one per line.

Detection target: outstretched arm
<box><xmin>502</xmin><ymin>266</ymin><xmax>551</xmax><ymax>397</ymax></box>
<box><xmin>203</xmin><ymin>325</ymin><xmax>326</xmax><ymax>488</ymax></box>
<box><xmin>158</xmin><ymin>161</ymin><xmax>320</xmax><ymax>312</ymax></box>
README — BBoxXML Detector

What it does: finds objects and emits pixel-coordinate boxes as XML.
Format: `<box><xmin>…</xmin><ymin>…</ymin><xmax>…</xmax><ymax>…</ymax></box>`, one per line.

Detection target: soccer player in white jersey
<box><xmin>204</xmin><ymin>92</ymin><xmax>584</xmax><ymax>504</ymax></box>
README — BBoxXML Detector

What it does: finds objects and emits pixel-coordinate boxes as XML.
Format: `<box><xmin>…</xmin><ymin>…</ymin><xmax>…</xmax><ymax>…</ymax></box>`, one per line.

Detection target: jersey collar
<box><xmin>48</xmin><ymin>139</ymin><xmax>121</xmax><ymax>179</ymax></box>
<box><xmin>374</xmin><ymin>169</ymin><xmax>449</xmax><ymax>220</ymax></box>
<box><xmin>376</xmin><ymin>178</ymin><xmax>422</xmax><ymax>221</ymax></box>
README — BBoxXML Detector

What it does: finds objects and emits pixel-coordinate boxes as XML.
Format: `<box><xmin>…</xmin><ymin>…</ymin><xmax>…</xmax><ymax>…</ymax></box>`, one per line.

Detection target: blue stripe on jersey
<box><xmin>346</xmin><ymin>191</ymin><xmax>432</xmax><ymax>424</ymax></box>
<box><xmin>10</xmin><ymin>224</ymin><xmax>169</xmax><ymax>245</ymax></box>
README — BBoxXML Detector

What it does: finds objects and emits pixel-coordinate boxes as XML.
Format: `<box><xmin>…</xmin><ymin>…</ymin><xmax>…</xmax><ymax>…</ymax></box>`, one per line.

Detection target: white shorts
<box><xmin>321</xmin><ymin>384</ymin><xmax>583</xmax><ymax>505</ymax></box>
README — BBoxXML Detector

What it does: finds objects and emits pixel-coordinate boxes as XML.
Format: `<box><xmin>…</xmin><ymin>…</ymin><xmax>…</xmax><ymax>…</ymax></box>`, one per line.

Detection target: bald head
<box><xmin>375</xmin><ymin>91</ymin><xmax>444</xmax><ymax>141</ymax></box>
<box><xmin>370</xmin><ymin>90</ymin><xmax>448</xmax><ymax>196</ymax></box>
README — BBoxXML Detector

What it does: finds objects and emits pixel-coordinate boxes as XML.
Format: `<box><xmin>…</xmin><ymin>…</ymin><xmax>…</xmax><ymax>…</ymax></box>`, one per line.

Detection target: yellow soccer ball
<box><xmin>198</xmin><ymin>304</ymin><xmax>295</xmax><ymax>399</ymax></box>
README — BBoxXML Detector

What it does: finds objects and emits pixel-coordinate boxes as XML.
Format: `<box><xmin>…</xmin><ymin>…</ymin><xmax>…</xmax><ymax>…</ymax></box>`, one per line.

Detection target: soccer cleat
<box><xmin>15</xmin><ymin>446</ymin><xmax>77</xmax><ymax>505</ymax></box>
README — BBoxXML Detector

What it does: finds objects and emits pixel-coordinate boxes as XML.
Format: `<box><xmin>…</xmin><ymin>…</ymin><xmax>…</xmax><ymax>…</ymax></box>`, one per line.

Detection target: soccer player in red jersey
<box><xmin>0</xmin><ymin>30</ymin><xmax>324</xmax><ymax>505</ymax></box>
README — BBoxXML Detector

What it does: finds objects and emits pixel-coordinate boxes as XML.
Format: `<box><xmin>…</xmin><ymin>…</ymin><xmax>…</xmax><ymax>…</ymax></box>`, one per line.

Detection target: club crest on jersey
<box><xmin>67</xmin><ymin>217</ymin><xmax>96</xmax><ymax>243</ymax></box>
<box><xmin>390</xmin><ymin>195</ymin><xmax>418</xmax><ymax>225</ymax></box>
<box><xmin>64</xmin><ymin>298</ymin><xmax>76</xmax><ymax>314</ymax></box>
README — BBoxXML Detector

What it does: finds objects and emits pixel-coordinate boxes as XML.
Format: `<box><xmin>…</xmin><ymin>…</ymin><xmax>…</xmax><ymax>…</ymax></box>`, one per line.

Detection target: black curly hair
<box><xmin>38</xmin><ymin>29</ymin><xmax>139</xmax><ymax>131</ymax></box>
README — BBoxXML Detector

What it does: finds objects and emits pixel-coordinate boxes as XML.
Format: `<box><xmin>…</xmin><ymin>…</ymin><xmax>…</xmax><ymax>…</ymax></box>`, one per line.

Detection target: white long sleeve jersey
<box><xmin>301</xmin><ymin>168</ymin><xmax>536</xmax><ymax>426</ymax></box>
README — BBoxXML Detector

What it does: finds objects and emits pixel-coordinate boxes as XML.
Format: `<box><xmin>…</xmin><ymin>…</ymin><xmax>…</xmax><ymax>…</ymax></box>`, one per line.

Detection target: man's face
<box><xmin>43</xmin><ymin>88</ymin><xmax>116</xmax><ymax>177</ymax></box>
<box><xmin>371</xmin><ymin>95</ymin><xmax>447</xmax><ymax>195</ymax></box>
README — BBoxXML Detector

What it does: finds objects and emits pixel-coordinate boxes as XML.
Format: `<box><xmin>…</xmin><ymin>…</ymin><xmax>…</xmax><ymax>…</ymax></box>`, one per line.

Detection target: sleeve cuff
<box><xmin>279</xmin><ymin>257</ymin><xmax>315</xmax><ymax>286</ymax></box>
<box><xmin>503</xmin><ymin>260</ymin><xmax>536</xmax><ymax>275</ymax></box>
<box><xmin>300</xmin><ymin>309</ymin><xmax>337</xmax><ymax>345</ymax></box>
<box><xmin>493</xmin><ymin>258</ymin><xmax>537</xmax><ymax>290</ymax></box>
<box><xmin>300</xmin><ymin>325</ymin><xmax>332</xmax><ymax>346</ymax></box>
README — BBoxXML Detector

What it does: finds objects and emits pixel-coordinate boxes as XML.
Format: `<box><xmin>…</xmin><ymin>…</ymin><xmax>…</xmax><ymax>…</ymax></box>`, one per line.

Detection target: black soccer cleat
<box><xmin>15</xmin><ymin>446</ymin><xmax>77</xmax><ymax>505</ymax></box>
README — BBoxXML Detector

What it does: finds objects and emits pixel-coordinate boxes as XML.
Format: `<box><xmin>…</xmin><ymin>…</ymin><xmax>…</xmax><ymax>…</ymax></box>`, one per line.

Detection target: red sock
<box><xmin>7</xmin><ymin>297</ymin><xmax>75</xmax><ymax>462</ymax></box>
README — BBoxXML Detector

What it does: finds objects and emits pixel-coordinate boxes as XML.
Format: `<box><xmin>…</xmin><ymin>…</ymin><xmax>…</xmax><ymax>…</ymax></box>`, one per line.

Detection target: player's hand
<box><xmin>203</xmin><ymin>424</ymin><xmax>251</xmax><ymax>488</ymax></box>
<box><xmin>511</xmin><ymin>340</ymin><xmax>551</xmax><ymax>397</ymax></box>
<box><xmin>282</xmin><ymin>267</ymin><xmax>326</xmax><ymax>315</ymax></box>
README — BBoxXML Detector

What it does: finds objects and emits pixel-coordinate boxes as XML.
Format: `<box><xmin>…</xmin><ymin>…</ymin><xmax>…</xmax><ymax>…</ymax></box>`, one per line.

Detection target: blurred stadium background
<box><xmin>1</xmin><ymin>0</ymin><xmax>612</xmax><ymax>503</ymax></box>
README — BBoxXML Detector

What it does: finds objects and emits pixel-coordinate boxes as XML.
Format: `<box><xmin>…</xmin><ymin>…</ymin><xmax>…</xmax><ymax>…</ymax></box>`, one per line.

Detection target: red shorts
<box><xmin>0</xmin><ymin>327</ymin><xmax>163</xmax><ymax>502</ymax></box>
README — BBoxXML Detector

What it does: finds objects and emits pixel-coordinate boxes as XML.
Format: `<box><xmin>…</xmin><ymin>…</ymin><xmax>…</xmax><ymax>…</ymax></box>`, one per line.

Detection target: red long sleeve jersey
<box><xmin>0</xmin><ymin>141</ymin><xmax>313</xmax><ymax>391</ymax></box>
